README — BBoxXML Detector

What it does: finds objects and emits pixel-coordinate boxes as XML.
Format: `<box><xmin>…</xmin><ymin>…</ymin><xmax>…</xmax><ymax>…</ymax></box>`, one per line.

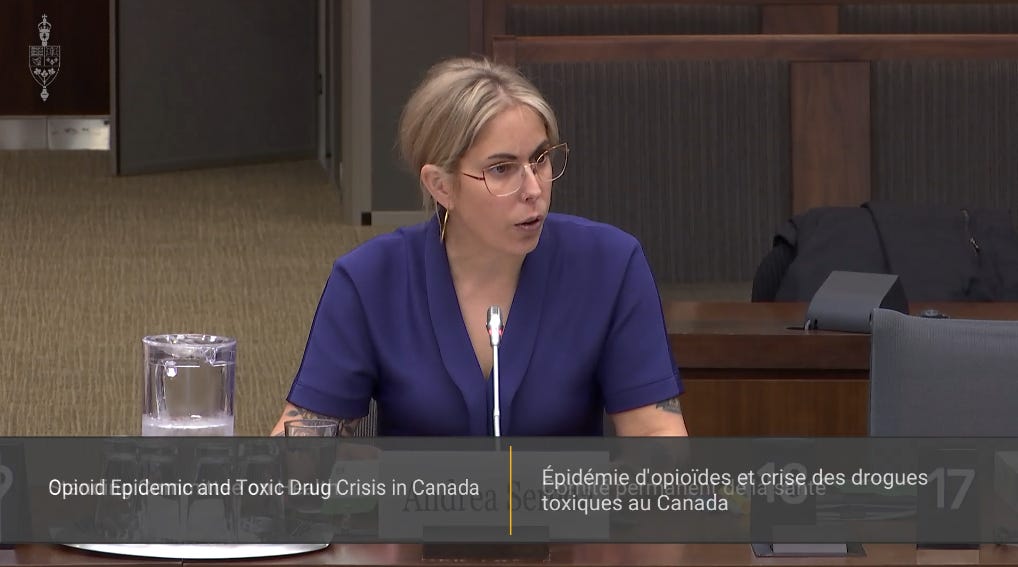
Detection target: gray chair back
<box><xmin>869</xmin><ymin>308</ymin><xmax>1018</xmax><ymax>436</ymax></box>
<box><xmin>350</xmin><ymin>399</ymin><xmax>378</xmax><ymax>437</ymax></box>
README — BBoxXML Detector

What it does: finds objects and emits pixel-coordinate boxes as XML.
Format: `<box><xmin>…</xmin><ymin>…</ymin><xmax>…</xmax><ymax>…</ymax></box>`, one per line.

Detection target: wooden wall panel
<box><xmin>871</xmin><ymin>60</ymin><xmax>1018</xmax><ymax>226</ymax></box>
<box><xmin>495</xmin><ymin>33</ymin><xmax>1018</xmax><ymax>220</ymax></box>
<box><xmin>520</xmin><ymin>60</ymin><xmax>788</xmax><ymax>283</ymax></box>
<box><xmin>498</xmin><ymin>35</ymin><xmax>1018</xmax><ymax>63</ymax></box>
<box><xmin>762</xmin><ymin>4</ymin><xmax>839</xmax><ymax>33</ymax></box>
<box><xmin>482</xmin><ymin>0</ymin><xmax>1018</xmax><ymax>53</ymax></box>
<box><xmin>503</xmin><ymin>3</ymin><xmax>759</xmax><ymax>35</ymax></box>
<box><xmin>842</xmin><ymin>3</ymin><xmax>1018</xmax><ymax>33</ymax></box>
<box><xmin>469</xmin><ymin>0</ymin><xmax>486</xmax><ymax>55</ymax></box>
<box><xmin>485</xmin><ymin>19</ymin><xmax>1018</xmax><ymax>282</ymax></box>
<box><xmin>790</xmin><ymin>61</ymin><xmax>872</xmax><ymax>213</ymax></box>
<box><xmin>0</xmin><ymin>0</ymin><xmax>109</xmax><ymax>115</ymax></box>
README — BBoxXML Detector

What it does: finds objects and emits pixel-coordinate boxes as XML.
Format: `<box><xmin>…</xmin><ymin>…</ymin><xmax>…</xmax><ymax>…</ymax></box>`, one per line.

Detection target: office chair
<box><xmin>869</xmin><ymin>308</ymin><xmax>1018</xmax><ymax>547</ymax></box>
<box><xmin>869</xmin><ymin>308</ymin><xmax>1018</xmax><ymax>436</ymax></box>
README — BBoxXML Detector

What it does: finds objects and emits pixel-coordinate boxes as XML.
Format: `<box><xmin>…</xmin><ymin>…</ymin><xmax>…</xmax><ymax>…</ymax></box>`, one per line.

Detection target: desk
<box><xmin>5</xmin><ymin>544</ymin><xmax>1018</xmax><ymax>567</ymax></box>
<box><xmin>664</xmin><ymin>302</ymin><xmax>1018</xmax><ymax>437</ymax></box>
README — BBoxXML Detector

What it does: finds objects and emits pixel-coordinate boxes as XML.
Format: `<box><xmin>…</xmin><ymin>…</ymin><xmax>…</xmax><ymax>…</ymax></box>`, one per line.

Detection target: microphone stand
<box><xmin>486</xmin><ymin>306</ymin><xmax>504</xmax><ymax>441</ymax></box>
<box><xmin>492</xmin><ymin>342</ymin><xmax>501</xmax><ymax>437</ymax></box>
<box><xmin>420</xmin><ymin>307</ymin><xmax>549</xmax><ymax>561</ymax></box>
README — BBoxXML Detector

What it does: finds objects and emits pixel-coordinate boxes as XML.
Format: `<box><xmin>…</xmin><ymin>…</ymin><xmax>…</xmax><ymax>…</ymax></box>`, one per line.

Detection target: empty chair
<box><xmin>869</xmin><ymin>308</ymin><xmax>1018</xmax><ymax>436</ymax></box>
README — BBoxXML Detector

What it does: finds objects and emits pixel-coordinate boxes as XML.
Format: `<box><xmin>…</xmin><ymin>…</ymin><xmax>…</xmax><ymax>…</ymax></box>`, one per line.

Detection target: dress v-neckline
<box><xmin>423</xmin><ymin>217</ymin><xmax>555</xmax><ymax>435</ymax></box>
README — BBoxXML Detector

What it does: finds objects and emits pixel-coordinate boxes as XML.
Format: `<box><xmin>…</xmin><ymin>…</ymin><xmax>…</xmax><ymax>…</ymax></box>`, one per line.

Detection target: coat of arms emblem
<box><xmin>29</xmin><ymin>14</ymin><xmax>61</xmax><ymax>101</ymax></box>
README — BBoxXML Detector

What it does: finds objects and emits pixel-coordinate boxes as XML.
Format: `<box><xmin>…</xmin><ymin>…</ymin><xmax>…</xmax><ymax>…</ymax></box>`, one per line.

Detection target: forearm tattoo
<box><xmin>655</xmin><ymin>396</ymin><xmax>683</xmax><ymax>415</ymax></box>
<box><xmin>273</xmin><ymin>406</ymin><xmax>362</xmax><ymax>437</ymax></box>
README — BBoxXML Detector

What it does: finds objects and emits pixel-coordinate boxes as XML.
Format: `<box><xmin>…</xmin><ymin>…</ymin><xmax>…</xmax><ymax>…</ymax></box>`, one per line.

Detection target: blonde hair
<box><xmin>398</xmin><ymin>57</ymin><xmax>560</xmax><ymax>210</ymax></box>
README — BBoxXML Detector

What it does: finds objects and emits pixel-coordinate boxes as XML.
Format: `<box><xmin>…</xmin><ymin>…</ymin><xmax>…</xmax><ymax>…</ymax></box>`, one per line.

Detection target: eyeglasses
<box><xmin>461</xmin><ymin>143</ymin><xmax>569</xmax><ymax>197</ymax></box>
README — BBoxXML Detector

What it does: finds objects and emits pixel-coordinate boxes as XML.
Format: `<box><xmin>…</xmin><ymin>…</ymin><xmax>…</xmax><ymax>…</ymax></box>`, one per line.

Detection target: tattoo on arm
<box><xmin>274</xmin><ymin>406</ymin><xmax>363</xmax><ymax>437</ymax></box>
<box><xmin>655</xmin><ymin>396</ymin><xmax>683</xmax><ymax>415</ymax></box>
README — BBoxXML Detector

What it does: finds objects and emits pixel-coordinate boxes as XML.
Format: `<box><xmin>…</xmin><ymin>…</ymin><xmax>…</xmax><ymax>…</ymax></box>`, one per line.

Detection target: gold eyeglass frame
<box><xmin>460</xmin><ymin>143</ymin><xmax>569</xmax><ymax>197</ymax></box>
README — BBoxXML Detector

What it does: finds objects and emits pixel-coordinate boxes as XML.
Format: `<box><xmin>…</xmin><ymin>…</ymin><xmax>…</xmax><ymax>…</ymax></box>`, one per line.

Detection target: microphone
<box><xmin>485</xmin><ymin>306</ymin><xmax>504</xmax><ymax>436</ymax></box>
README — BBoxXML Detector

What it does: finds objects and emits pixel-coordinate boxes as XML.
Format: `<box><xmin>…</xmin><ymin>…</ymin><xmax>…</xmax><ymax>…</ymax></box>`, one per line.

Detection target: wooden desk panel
<box><xmin>198</xmin><ymin>543</ymin><xmax>1018</xmax><ymax>567</ymax></box>
<box><xmin>7</xmin><ymin>545</ymin><xmax>1018</xmax><ymax>565</ymax></box>
<box><xmin>665</xmin><ymin>302</ymin><xmax>1018</xmax><ymax>436</ymax></box>
<box><xmin>682</xmin><ymin>375</ymin><xmax>869</xmax><ymax>437</ymax></box>
<box><xmin>6</xmin><ymin>544</ymin><xmax>1018</xmax><ymax>567</ymax></box>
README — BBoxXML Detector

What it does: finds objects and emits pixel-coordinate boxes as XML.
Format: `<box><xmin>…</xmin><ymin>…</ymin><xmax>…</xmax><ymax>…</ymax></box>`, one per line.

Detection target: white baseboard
<box><xmin>0</xmin><ymin>117</ymin><xmax>47</xmax><ymax>149</ymax></box>
<box><xmin>0</xmin><ymin>116</ymin><xmax>110</xmax><ymax>150</ymax></box>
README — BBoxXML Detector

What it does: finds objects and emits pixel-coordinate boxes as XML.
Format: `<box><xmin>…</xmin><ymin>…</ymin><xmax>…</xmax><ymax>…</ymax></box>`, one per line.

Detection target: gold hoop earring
<box><xmin>439</xmin><ymin>208</ymin><xmax>450</xmax><ymax>243</ymax></box>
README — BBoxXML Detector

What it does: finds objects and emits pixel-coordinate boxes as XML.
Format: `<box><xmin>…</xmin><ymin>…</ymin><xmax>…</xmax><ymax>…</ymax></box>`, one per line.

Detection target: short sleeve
<box><xmin>597</xmin><ymin>244</ymin><xmax>683</xmax><ymax>414</ymax></box>
<box><xmin>287</xmin><ymin>263</ymin><xmax>376</xmax><ymax>419</ymax></box>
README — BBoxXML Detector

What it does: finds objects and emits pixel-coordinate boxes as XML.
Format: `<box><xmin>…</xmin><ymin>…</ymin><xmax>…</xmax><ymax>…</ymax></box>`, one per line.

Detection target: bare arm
<box><xmin>270</xmin><ymin>402</ymin><xmax>363</xmax><ymax>437</ymax></box>
<box><xmin>610</xmin><ymin>396</ymin><xmax>688</xmax><ymax>437</ymax></box>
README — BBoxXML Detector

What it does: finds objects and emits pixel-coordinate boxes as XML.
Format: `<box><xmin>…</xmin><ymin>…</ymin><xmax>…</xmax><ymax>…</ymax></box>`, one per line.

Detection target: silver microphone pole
<box><xmin>486</xmin><ymin>306</ymin><xmax>504</xmax><ymax>437</ymax></box>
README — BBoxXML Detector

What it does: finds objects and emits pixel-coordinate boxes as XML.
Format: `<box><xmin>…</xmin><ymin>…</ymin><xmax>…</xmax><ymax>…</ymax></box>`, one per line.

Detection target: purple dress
<box><xmin>287</xmin><ymin>213</ymin><xmax>682</xmax><ymax>435</ymax></box>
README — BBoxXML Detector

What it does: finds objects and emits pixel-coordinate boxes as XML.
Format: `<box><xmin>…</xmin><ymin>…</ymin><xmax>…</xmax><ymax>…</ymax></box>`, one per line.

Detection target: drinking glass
<box><xmin>284</xmin><ymin>419</ymin><xmax>338</xmax><ymax>437</ymax></box>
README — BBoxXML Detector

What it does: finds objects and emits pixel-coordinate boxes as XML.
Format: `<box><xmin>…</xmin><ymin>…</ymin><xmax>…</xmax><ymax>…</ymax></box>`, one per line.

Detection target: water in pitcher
<box><xmin>143</xmin><ymin>356</ymin><xmax>235</xmax><ymax>436</ymax></box>
<box><xmin>141</xmin><ymin>414</ymin><xmax>234</xmax><ymax>436</ymax></box>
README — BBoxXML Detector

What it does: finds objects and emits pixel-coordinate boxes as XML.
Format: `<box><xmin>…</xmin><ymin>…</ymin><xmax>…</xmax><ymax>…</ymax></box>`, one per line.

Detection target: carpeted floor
<box><xmin>0</xmin><ymin>151</ymin><xmax>749</xmax><ymax>436</ymax></box>
<box><xmin>0</xmin><ymin>151</ymin><xmax>389</xmax><ymax>435</ymax></box>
